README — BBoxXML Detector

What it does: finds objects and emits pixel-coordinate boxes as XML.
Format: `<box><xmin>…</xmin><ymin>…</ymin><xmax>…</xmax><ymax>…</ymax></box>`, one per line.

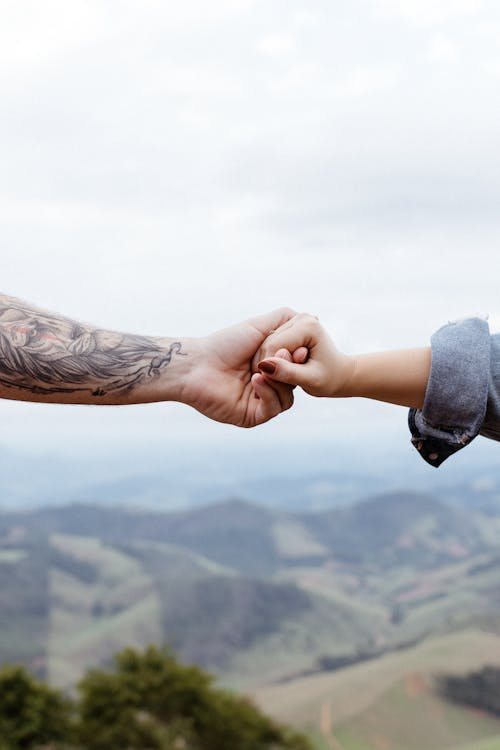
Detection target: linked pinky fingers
<box><xmin>257</xmin><ymin>358</ymin><xmax>307</xmax><ymax>388</ymax></box>
<box><xmin>292</xmin><ymin>346</ymin><xmax>309</xmax><ymax>364</ymax></box>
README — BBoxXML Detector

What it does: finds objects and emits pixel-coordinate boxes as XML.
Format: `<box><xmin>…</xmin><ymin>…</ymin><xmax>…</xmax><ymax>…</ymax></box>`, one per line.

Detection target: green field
<box><xmin>3</xmin><ymin>494</ymin><xmax>500</xmax><ymax>695</ymax></box>
<box><xmin>48</xmin><ymin>534</ymin><xmax>163</xmax><ymax>686</ymax></box>
<box><xmin>454</xmin><ymin>738</ymin><xmax>500</xmax><ymax>750</ymax></box>
<box><xmin>333</xmin><ymin>678</ymin><xmax>500</xmax><ymax>750</ymax></box>
<box><xmin>252</xmin><ymin>630</ymin><xmax>500</xmax><ymax>750</ymax></box>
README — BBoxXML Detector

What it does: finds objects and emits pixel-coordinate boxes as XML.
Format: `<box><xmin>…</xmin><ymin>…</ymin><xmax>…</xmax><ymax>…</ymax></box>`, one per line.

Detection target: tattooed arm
<box><xmin>0</xmin><ymin>293</ymin><xmax>192</xmax><ymax>405</ymax></box>
<box><xmin>0</xmin><ymin>293</ymin><xmax>296</xmax><ymax>426</ymax></box>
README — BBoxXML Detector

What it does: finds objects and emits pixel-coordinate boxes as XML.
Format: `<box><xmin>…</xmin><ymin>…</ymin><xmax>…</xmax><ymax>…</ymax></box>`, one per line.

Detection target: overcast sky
<box><xmin>1</xmin><ymin>0</ymin><xmax>500</xmax><ymax>472</ymax></box>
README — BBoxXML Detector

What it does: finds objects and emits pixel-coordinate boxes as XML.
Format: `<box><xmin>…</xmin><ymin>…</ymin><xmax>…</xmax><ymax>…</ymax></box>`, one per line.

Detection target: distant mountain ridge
<box><xmin>298</xmin><ymin>491</ymin><xmax>487</xmax><ymax>566</ymax></box>
<box><xmin>4</xmin><ymin>491</ymin><xmax>491</xmax><ymax>571</ymax></box>
<box><xmin>1</xmin><ymin>490</ymin><xmax>500</xmax><ymax>689</ymax></box>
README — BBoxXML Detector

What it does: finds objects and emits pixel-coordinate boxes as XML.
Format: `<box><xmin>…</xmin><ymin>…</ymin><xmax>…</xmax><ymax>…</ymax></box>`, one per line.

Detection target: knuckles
<box><xmin>278</xmin><ymin>306</ymin><xmax>298</xmax><ymax>320</ymax></box>
<box><xmin>269</xmin><ymin>307</ymin><xmax>297</xmax><ymax>327</ymax></box>
<box><xmin>297</xmin><ymin>312</ymin><xmax>320</xmax><ymax>335</ymax></box>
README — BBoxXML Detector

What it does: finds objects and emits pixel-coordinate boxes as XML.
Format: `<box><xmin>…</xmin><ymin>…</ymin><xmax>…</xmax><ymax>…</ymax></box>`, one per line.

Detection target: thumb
<box><xmin>257</xmin><ymin>357</ymin><xmax>309</xmax><ymax>387</ymax></box>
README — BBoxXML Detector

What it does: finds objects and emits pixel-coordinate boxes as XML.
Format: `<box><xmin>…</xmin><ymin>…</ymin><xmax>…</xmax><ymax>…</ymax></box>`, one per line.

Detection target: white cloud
<box><xmin>268</xmin><ymin>62</ymin><xmax>323</xmax><ymax>95</ymax></box>
<box><xmin>483</xmin><ymin>59</ymin><xmax>500</xmax><ymax>77</ymax></box>
<box><xmin>333</xmin><ymin>65</ymin><xmax>401</xmax><ymax>98</ymax></box>
<box><xmin>0</xmin><ymin>1</ymin><xmax>103</xmax><ymax>67</ymax></box>
<box><xmin>256</xmin><ymin>32</ymin><xmax>297</xmax><ymax>58</ymax></box>
<box><xmin>377</xmin><ymin>0</ymin><xmax>484</xmax><ymax>26</ymax></box>
<box><xmin>146</xmin><ymin>65</ymin><xmax>242</xmax><ymax>98</ymax></box>
<box><xmin>428</xmin><ymin>35</ymin><xmax>458</xmax><ymax>63</ymax></box>
<box><xmin>291</xmin><ymin>10</ymin><xmax>319</xmax><ymax>27</ymax></box>
<box><xmin>0</xmin><ymin>0</ymin><xmax>258</xmax><ymax>73</ymax></box>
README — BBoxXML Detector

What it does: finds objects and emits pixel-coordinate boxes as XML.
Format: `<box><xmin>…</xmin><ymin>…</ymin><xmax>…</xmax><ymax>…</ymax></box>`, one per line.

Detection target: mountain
<box><xmin>8</xmin><ymin>491</ymin><xmax>492</xmax><ymax>573</ymax></box>
<box><xmin>2</xmin><ymin>491</ymin><xmax>500</xmax><ymax>689</ymax></box>
<box><xmin>6</xmin><ymin>499</ymin><xmax>279</xmax><ymax>576</ymax></box>
<box><xmin>252</xmin><ymin>629</ymin><xmax>500</xmax><ymax>750</ymax></box>
<box><xmin>300</xmin><ymin>491</ymin><xmax>489</xmax><ymax>567</ymax></box>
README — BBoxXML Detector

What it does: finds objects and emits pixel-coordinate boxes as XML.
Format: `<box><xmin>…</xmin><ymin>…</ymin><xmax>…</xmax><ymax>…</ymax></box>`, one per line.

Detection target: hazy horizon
<box><xmin>2</xmin><ymin>426</ymin><xmax>500</xmax><ymax>512</ymax></box>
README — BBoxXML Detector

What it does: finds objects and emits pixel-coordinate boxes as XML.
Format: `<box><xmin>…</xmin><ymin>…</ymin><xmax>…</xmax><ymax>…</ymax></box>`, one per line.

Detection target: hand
<box><xmin>255</xmin><ymin>313</ymin><xmax>355</xmax><ymax>398</ymax></box>
<box><xmin>181</xmin><ymin>308</ymin><xmax>299</xmax><ymax>427</ymax></box>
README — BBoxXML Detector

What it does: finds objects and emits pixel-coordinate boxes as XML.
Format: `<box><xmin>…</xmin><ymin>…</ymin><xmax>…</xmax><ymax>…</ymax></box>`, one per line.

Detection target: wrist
<box><xmin>328</xmin><ymin>353</ymin><xmax>357</xmax><ymax>398</ymax></box>
<box><xmin>334</xmin><ymin>348</ymin><xmax>431</xmax><ymax>408</ymax></box>
<box><xmin>169</xmin><ymin>336</ymin><xmax>208</xmax><ymax>407</ymax></box>
<box><xmin>143</xmin><ymin>336</ymin><xmax>199</xmax><ymax>404</ymax></box>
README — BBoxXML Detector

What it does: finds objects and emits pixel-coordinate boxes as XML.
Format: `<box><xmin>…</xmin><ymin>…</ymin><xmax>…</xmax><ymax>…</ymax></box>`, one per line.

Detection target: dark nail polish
<box><xmin>259</xmin><ymin>361</ymin><xmax>276</xmax><ymax>374</ymax></box>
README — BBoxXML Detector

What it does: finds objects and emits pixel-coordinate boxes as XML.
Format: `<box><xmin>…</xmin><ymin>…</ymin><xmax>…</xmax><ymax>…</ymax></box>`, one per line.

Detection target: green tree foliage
<box><xmin>0</xmin><ymin>647</ymin><xmax>311</xmax><ymax>750</ymax></box>
<box><xmin>0</xmin><ymin>665</ymin><xmax>73</xmax><ymax>749</ymax></box>
<box><xmin>77</xmin><ymin>645</ymin><xmax>311</xmax><ymax>750</ymax></box>
<box><xmin>439</xmin><ymin>666</ymin><xmax>500</xmax><ymax>717</ymax></box>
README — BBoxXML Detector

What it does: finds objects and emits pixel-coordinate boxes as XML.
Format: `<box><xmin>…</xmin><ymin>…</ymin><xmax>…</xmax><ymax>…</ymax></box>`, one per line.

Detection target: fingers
<box><xmin>273</xmin><ymin>348</ymin><xmax>299</xmax><ymax>391</ymax></box>
<box><xmin>247</xmin><ymin>307</ymin><xmax>297</xmax><ymax>338</ymax></box>
<box><xmin>259</xmin><ymin>313</ymin><xmax>320</xmax><ymax>361</ymax></box>
<box><xmin>274</xmin><ymin>347</ymin><xmax>312</xmax><ymax>365</ymax></box>
<box><xmin>265</xmin><ymin>374</ymin><xmax>295</xmax><ymax>412</ymax></box>
<box><xmin>257</xmin><ymin>356</ymin><xmax>312</xmax><ymax>388</ymax></box>
<box><xmin>251</xmin><ymin>372</ymin><xmax>294</xmax><ymax>422</ymax></box>
<box><xmin>293</xmin><ymin>346</ymin><xmax>309</xmax><ymax>364</ymax></box>
<box><xmin>275</xmin><ymin>348</ymin><xmax>293</xmax><ymax>362</ymax></box>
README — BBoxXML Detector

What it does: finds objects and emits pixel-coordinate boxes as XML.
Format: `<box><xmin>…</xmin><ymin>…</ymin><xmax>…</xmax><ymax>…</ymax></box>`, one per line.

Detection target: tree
<box><xmin>0</xmin><ymin>647</ymin><xmax>311</xmax><ymax>750</ymax></box>
<box><xmin>0</xmin><ymin>665</ymin><xmax>73</xmax><ymax>749</ymax></box>
<box><xmin>77</xmin><ymin>645</ymin><xmax>311</xmax><ymax>750</ymax></box>
<box><xmin>439</xmin><ymin>666</ymin><xmax>500</xmax><ymax>717</ymax></box>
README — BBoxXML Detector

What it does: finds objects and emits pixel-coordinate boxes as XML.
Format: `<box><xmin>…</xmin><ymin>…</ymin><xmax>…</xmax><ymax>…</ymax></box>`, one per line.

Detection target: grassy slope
<box><xmin>454</xmin><ymin>738</ymin><xmax>500</xmax><ymax>750</ymax></box>
<box><xmin>48</xmin><ymin>534</ymin><xmax>163</xmax><ymax>687</ymax></box>
<box><xmin>223</xmin><ymin>592</ymin><xmax>378</xmax><ymax>690</ymax></box>
<box><xmin>0</xmin><ymin>533</ymin><xmax>49</xmax><ymax>673</ymax></box>
<box><xmin>333</xmin><ymin>677</ymin><xmax>500</xmax><ymax>750</ymax></box>
<box><xmin>3</xmin><ymin>496</ymin><xmax>500</xmax><ymax>693</ymax></box>
<box><xmin>47</xmin><ymin>532</ymin><xmax>374</xmax><ymax>689</ymax></box>
<box><xmin>251</xmin><ymin>629</ymin><xmax>500</xmax><ymax>729</ymax></box>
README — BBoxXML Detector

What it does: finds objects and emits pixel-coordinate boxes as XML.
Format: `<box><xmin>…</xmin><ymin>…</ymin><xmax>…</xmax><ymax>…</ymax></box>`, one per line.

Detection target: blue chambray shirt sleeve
<box><xmin>408</xmin><ymin>317</ymin><xmax>491</xmax><ymax>467</ymax></box>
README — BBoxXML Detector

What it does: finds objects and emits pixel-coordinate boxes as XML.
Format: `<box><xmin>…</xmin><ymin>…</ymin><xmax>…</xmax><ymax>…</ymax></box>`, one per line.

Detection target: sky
<box><xmin>1</xmin><ymin>0</ymin><xmax>500</xmax><ymax>477</ymax></box>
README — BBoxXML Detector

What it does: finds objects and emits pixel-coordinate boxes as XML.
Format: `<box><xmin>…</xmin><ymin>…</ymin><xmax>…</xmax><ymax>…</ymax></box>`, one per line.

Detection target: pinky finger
<box><xmin>292</xmin><ymin>346</ymin><xmax>309</xmax><ymax>364</ymax></box>
<box><xmin>251</xmin><ymin>372</ymin><xmax>283</xmax><ymax>423</ymax></box>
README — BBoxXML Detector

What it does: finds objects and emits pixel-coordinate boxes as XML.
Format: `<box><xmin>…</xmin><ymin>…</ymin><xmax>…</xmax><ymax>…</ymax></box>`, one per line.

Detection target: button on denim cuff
<box><xmin>408</xmin><ymin>317</ymin><xmax>491</xmax><ymax>467</ymax></box>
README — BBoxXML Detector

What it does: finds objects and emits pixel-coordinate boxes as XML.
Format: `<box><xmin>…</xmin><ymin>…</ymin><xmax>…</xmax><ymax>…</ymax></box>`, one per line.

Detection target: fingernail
<box><xmin>258</xmin><ymin>361</ymin><xmax>276</xmax><ymax>374</ymax></box>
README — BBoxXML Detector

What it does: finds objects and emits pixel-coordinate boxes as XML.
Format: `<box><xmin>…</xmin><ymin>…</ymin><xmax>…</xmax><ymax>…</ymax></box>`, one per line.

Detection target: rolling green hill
<box><xmin>251</xmin><ymin>630</ymin><xmax>500</xmax><ymax>750</ymax></box>
<box><xmin>332</xmin><ymin>677</ymin><xmax>500</xmax><ymax>750</ymax></box>
<box><xmin>2</xmin><ymin>491</ymin><xmax>500</xmax><ymax>690</ymax></box>
<box><xmin>0</xmin><ymin>526</ymin><xmax>379</xmax><ymax>688</ymax></box>
<box><xmin>0</xmin><ymin>529</ymin><xmax>49</xmax><ymax>671</ymax></box>
<box><xmin>298</xmin><ymin>492</ymin><xmax>493</xmax><ymax>567</ymax></box>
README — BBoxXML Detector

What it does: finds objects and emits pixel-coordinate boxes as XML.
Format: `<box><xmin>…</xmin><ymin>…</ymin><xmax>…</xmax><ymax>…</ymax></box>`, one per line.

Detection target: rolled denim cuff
<box><xmin>408</xmin><ymin>317</ymin><xmax>491</xmax><ymax>467</ymax></box>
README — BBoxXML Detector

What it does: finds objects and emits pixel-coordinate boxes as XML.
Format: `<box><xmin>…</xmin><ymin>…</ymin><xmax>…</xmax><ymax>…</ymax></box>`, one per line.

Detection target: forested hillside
<box><xmin>1</xmin><ymin>491</ymin><xmax>500</xmax><ymax>689</ymax></box>
<box><xmin>0</xmin><ymin>645</ymin><xmax>311</xmax><ymax>750</ymax></box>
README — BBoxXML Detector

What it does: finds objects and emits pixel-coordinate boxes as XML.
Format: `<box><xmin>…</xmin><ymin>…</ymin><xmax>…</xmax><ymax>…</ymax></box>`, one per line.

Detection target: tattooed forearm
<box><xmin>0</xmin><ymin>294</ymin><xmax>186</xmax><ymax>403</ymax></box>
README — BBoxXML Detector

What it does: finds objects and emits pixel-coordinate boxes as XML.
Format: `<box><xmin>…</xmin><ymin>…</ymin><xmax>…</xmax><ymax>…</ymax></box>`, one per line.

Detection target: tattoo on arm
<box><xmin>0</xmin><ymin>294</ymin><xmax>184</xmax><ymax>398</ymax></box>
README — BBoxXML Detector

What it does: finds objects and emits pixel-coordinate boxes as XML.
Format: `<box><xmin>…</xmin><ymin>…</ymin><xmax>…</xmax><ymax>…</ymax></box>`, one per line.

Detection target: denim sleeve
<box><xmin>478</xmin><ymin>331</ymin><xmax>500</xmax><ymax>443</ymax></box>
<box><xmin>408</xmin><ymin>317</ymin><xmax>491</xmax><ymax>467</ymax></box>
